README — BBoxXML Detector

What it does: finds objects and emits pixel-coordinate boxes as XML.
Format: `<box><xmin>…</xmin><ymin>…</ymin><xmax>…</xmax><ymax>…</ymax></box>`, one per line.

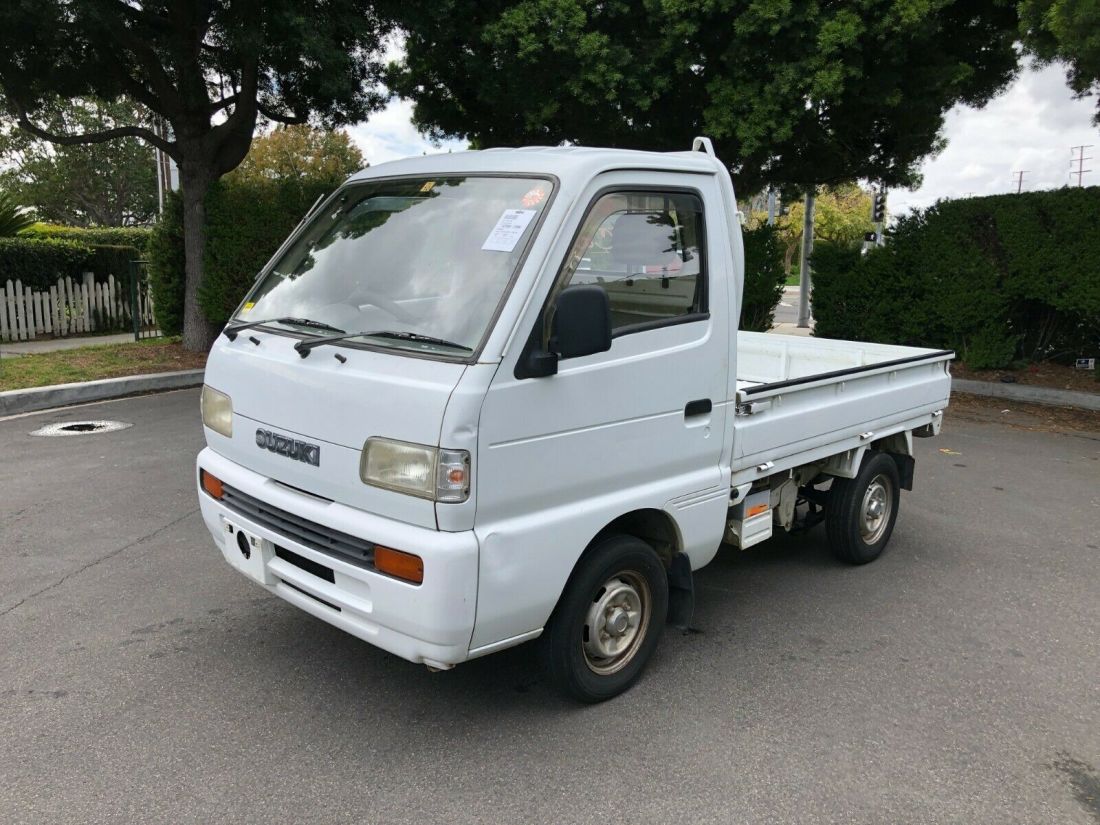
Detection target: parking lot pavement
<box><xmin>1</xmin><ymin>389</ymin><xmax>1098</xmax><ymax>825</ymax></box>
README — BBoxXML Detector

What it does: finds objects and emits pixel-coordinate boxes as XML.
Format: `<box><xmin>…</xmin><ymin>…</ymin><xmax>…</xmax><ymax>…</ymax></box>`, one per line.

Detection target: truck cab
<box><xmin>197</xmin><ymin>140</ymin><xmax>951</xmax><ymax>701</ymax></box>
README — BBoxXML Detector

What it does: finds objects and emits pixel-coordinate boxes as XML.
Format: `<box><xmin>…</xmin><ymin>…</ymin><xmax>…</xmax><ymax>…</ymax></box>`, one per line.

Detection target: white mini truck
<box><xmin>197</xmin><ymin>139</ymin><xmax>952</xmax><ymax>702</ymax></box>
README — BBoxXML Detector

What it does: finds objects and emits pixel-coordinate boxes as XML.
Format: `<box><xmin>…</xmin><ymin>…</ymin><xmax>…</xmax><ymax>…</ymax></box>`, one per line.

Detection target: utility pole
<box><xmin>1013</xmin><ymin>170</ymin><xmax>1028</xmax><ymax>194</ymax></box>
<box><xmin>1071</xmin><ymin>145</ymin><xmax>1093</xmax><ymax>187</ymax></box>
<box><xmin>797</xmin><ymin>190</ymin><xmax>816</xmax><ymax>328</ymax></box>
<box><xmin>766</xmin><ymin>188</ymin><xmax>777</xmax><ymax>226</ymax></box>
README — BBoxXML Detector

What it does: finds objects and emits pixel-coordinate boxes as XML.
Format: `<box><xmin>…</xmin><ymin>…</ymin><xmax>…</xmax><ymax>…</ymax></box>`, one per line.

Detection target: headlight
<box><xmin>200</xmin><ymin>385</ymin><xmax>233</xmax><ymax>437</ymax></box>
<box><xmin>360</xmin><ymin>438</ymin><xmax>470</xmax><ymax>503</ymax></box>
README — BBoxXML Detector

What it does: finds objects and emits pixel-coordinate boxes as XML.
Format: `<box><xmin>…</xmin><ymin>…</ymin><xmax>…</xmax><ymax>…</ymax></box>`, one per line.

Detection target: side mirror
<box><xmin>516</xmin><ymin>285</ymin><xmax>612</xmax><ymax>379</ymax></box>
<box><xmin>551</xmin><ymin>285</ymin><xmax>612</xmax><ymax>359</ymax></box>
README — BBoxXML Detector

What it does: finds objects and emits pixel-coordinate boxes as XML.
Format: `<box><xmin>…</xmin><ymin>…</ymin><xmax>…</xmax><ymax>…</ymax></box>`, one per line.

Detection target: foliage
<box><xmin>748</xmin><ymin>184</ymin><xmax>875</xmax><ymax>273</ymax></box>
<box><xmin>0</xmin><ymin>190</ymin><xmax>35</xmax><ymax>236</ymax></box>
<box><xmin>147</xmin><ymin>192</ymin><xmax>187</xmax><ymax>338</ymax></box>
<box><xmin>390</xmin><ymin>0</ymin><xmax>1020</xmax><ymax>192</ymax></box>
<box><xmin>150</xmin><ymin>178</ymin><xmax>336</xmax><ymax>331</ymax></box>
<box><xmin>740</xmin><ymin>225</ymin><xmax>788</xmax><ymax>331</ymax></box>
<box><xmin>88</xmin><ymin>244</ymin><xmax>141</xmax><ymax>280</ymax></box>
<box><xmin>199</xmin><ymin>179</ymin><xmax>335</xmax><ymax>323</ymax></box>
<box><xmin>0</xmin><ymin>237</ymin><xmax>92</xmax><ymax>287</ymax></box>
<box><xmin>1020</xmin><ymin>0</ymin><xmax>1100</xmax><ymax>122</ymax></box>
<box><xmin>0</xmin><ymin>1</ymin><xmax>396</xmax><ymax>350</ymax></box>
<box><xmin>227</xmin><ymin>125</ymin><xmax>365</xmax><ymax>185</ymax></box>
<box><xmin>811</xmin><ymin>187</ymin><xmax>1100</xmax><ymax>368</ymax></box>
<box><xmin>23</xmin><ymin>223</ymin><xmax>151</xmax><ymax>252</ymax></box>
<box><xmin>0</xmin><ymin>97</ymin><xmax>157</xmax><ymax>226</ymax></box>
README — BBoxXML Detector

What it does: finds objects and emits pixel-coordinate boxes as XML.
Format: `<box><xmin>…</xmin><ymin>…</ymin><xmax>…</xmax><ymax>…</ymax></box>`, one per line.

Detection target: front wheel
<box><xmin>540</xmin><ymin>534</ymin><xmax>669</xmax><ymax>703</ymax></box>
<box><xmin>826</xmin><ymin>451</ymin><xmax>901</xmax><ymax>565</ymax></box>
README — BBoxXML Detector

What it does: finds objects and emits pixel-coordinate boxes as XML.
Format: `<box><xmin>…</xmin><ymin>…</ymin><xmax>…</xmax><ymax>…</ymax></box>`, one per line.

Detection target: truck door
<box><xmin>470</xmin><ymin>172</ymin><xmax>731</xmax><ymax>650</ymax></box>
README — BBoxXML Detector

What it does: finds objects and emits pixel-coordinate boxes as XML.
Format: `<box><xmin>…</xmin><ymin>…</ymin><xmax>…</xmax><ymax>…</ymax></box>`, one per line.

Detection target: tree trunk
<box><xmin>178</xmin><ymin>162</ymin><xmax>217</xmax><ymax>352</ymax></box>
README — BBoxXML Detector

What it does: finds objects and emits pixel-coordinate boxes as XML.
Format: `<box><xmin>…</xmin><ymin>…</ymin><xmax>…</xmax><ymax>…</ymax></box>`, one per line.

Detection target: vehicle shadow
<box><xmin>199</xmin><ymin>523</ymin><xmax>852</xmax><ymax>731</ymax></box>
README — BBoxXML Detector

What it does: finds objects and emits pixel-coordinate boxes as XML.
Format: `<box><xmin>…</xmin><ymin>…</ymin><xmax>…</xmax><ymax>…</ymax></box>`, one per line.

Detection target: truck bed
<box><xmin>731</xmin><ymin>332</ymin><xmax>953</xmax><ymax>485</ymax></box>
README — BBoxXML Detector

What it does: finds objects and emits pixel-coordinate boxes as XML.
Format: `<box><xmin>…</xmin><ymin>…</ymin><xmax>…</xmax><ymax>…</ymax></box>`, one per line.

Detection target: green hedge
<box><xmin>812</xmin><ymin>187</ymin><xmax>1100</xmax><ymax>368</ymax></box>
<box><xmin>147</xmin><ymin>193</ymin><xmax>186</xmax><ymax>337</ymax></box>
<box><xmin>149</xmin><ymin>178</ymin><xmax>344</xmax><ymax>332</ymax></box>
<box><xmin>741</xmin><ymin>225</ymin><xmax>787</xmax><ymax>332</ymax></box>
<box><xmin>0</xmin><ymin>237</ymin><xmax>141</xmax><ymax>291</ymax></box>
<box><xmin>0</xmin><ymin>237</ymin><xmax>93</xmax><ymax>288</ymax></box>
<box><xmin>22</xmin><ymin>223</ymin><xmax>152</xmax><ymax>253</ymax></box>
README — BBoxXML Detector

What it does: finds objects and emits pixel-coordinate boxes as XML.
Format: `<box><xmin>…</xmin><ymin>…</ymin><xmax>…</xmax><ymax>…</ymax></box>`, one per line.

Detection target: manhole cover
<box><xmin>30</xmin><ymin>420</ymin><xmax>133</xmax><ymax>437</ymax></box>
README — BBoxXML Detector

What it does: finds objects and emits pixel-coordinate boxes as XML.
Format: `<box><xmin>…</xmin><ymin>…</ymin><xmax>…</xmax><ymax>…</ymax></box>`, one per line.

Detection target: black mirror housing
<box><xmin>552</xmin><ymin>285</ymin><xmax>612</xmax><ymax>360</ymax></box>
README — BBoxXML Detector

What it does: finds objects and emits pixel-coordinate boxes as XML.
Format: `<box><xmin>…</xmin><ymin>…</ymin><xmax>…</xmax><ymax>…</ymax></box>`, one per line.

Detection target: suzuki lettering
<box><xmin>255</xmin><ymin>429</ymin><xmax>320</xmax><ymax>467</ymax></box>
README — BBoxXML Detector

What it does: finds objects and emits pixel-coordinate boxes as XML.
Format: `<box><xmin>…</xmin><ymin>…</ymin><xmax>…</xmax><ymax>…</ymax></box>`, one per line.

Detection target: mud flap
<box><xmin>666</xmin><ymin>552</ymin><xmax>695</xmax><ymax>629</ymax></box>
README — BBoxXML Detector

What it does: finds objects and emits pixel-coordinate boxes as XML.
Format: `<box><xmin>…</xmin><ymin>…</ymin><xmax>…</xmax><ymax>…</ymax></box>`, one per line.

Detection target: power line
<box><xmin>1013</xmin><ymin>170</ymin><xmax>1028</xmax><ymax>194</ymax></box>
<box><xmin>1071</xmin><ymin>145</ymin><xmax>1093</xmax><ymax>187</ymax></box>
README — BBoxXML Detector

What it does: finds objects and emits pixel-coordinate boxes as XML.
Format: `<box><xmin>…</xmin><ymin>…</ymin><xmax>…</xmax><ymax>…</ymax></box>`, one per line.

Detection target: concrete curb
<box><xmin>953</xmin><ymin>378</ymin><xmax>1100</xmax><ymax>411</ymax></box>
<box><xmin>0</xmin><ymin>369</ymin><xmax>204</xmax><ymax>417</ymax></box>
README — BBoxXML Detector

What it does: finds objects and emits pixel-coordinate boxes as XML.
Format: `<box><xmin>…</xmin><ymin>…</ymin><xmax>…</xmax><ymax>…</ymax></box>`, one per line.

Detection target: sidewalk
<box><xmin>0</xmin><ymin>332</ymin><xmax>135</xmax><ymax>357</ymax></box>
<box><xmin>769</xmin><ymin>322</ymin><xmax>814</xmax><ymax>337</ymax></box>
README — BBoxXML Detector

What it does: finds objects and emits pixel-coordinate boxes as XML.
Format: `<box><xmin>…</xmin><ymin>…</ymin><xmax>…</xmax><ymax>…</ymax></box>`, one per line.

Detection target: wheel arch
<box><xmin>590</xmin><ymin>508</ymin><xmax>683</xmax><ymax>570</ymax></box>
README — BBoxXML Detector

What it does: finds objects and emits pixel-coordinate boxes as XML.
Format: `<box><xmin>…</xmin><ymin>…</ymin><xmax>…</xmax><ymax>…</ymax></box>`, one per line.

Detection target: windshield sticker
<box><xmin>521</xmin><ymin>186</ymin><xmax>547</xmax><ymax>207</ymax></box>
<box><xmin>482</xmin><ymin>209</ymin><xmax>537</xmax><ymax>252</ymax></box>
<box><xmin>419</xmin><ymin>180</ymin><xmax>436</xmax><ymax>193</ymax></box>
<box><xmin>241</xmin><ymin>301</ymin><xmax>255</xmax><ymax>313</ymax></box>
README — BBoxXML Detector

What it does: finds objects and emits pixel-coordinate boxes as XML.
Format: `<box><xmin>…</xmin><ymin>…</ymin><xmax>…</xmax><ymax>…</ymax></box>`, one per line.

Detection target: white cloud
<box><xmin>346</xmin><ymin>97</ymin><xmax>467</xmax><ymax>167</ymax></box>
<box><xmin>891</xmin><ymin>61</ymin><xmax>1099</xmax><ymax>213</ymax></box>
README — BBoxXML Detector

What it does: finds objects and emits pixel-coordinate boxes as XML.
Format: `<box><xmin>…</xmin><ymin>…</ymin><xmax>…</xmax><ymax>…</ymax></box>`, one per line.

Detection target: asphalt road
<box><xmin>2</xmin><ymin>389</ymin><xmax>1098</xmax><ymax>824</ymax></box>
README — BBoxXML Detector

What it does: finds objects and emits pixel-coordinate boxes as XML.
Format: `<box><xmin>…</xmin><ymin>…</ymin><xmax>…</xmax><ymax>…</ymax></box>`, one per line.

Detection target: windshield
<box><xmin>239</xmin><ymin>175</ymin><xmax>554</xmax><ymax>355</ymax></box>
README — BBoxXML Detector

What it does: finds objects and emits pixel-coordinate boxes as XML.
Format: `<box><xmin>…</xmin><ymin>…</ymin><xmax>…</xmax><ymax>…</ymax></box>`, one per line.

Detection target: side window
<box><xmin>558</xmin><ymin>190</ymin><xmax>706</xmax><ymax>336</ymax></box>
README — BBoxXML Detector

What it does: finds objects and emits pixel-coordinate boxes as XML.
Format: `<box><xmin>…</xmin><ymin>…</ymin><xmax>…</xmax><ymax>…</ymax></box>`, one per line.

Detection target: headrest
<box><xmin>609</xmin><ymin>212</ymin><xmax>679</xmax><ymax>267</ymax></box>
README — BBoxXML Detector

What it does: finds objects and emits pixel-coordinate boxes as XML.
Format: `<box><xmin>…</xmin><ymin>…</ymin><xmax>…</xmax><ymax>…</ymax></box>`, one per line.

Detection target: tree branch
<box><xmin>257</xmin><ymin>102</ymin><xmax>309</xmax><ymax>125</ymax></box>
<box><xmin>12</xmin><ymin>104</ymin><xmax>174</xmax><ymax>155</ymax></box>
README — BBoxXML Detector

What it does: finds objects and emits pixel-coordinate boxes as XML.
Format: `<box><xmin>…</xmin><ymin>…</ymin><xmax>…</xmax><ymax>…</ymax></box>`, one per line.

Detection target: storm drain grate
<box><xmin>30</xmin><ymin>420</ymin><xmax>133</xmax><ymax>437</ymax></box>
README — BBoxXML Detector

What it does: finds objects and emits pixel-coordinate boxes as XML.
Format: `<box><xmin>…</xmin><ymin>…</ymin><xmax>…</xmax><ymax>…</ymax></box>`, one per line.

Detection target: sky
<box><xmin>346</xmin><ymin>61</ymin><xmax>1099</xmax><ymax>215</ymax></box>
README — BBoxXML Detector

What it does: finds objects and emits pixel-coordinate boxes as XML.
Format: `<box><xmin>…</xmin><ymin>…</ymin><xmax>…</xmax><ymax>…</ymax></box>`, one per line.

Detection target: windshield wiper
<box><xmin>223</xmin><ymin>316</ymin><xmax>346</xmax><ymax>341</ymax></box>
<box><xmin>294</xmin><ymin>330</ymin><xmax>472</xmax><ymax>358</ymax></box>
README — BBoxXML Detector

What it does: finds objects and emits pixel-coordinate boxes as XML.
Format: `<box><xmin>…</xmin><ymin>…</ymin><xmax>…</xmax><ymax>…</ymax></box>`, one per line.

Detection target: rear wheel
<box><xmin>826</xmin><ymin>451</ymin><xmax>901</xmax><ymax>565</ymax></box>
<box><xmin>541</xmin><ymin>534</ymin><xmax>668</xmax><ymax>703</ymax></box>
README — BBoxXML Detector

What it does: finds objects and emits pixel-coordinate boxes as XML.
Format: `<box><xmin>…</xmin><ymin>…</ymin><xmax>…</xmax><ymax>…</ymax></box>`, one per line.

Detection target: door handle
<box><xmin>684</xmin><ymin>398</ymin><xmax>712</xmax><ymax>417</ymax></box>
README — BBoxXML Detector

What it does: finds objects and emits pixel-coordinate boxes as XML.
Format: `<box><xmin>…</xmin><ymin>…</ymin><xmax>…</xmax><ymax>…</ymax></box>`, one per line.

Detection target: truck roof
<box><xmin>347</xmin><ymin>145</ymin><xmax>721</xmax><ymax>185</ymax></box>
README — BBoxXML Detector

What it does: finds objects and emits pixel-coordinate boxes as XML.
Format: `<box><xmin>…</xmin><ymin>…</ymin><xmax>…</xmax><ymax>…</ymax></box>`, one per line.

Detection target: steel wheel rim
<box><xmin>582</xmin><ymin>571</ymin><xmax>651</xmax><ymax>675</ymax></box>
<box><xmin>860</xmin><ymin>474</ymin><xmax>893</xmax><ymax>544</ymax></box>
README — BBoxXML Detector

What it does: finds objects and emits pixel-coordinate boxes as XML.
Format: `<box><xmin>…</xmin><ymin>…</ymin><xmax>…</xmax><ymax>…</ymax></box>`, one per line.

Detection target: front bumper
<box><xmin>196</xmin><ymin>448</ymin><xmax>479</xmax><ymax>668</ymax></box>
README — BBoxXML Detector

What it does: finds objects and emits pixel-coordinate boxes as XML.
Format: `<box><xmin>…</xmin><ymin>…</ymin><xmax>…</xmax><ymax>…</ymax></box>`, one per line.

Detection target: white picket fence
<box><xmin>0</xmin><ymin>272</ymin><xmax>155</xmax><ymax>343</ymax></box>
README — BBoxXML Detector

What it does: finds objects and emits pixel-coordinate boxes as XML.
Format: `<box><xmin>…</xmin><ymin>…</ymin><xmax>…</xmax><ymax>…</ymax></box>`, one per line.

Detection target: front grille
<box><xmin>221</xmin><ymin>483</ymin><xmax>375</xmax><ymax>570</ymax></box>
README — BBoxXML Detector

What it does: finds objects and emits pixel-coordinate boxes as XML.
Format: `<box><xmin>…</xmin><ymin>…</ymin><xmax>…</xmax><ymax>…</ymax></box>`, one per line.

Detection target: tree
<box><xmin>390</xmin><ymin>1</ymin><xmax>1020</xmax><ymax>194</ymax></box>
<box><xmin>1020</xmin><ymin>0</ymin><xmax>1100</xmax><ymax>123</ymax></box>
<box><xmin>748</xmin><ymin>185</ymin><xmax>875</xmax><ymax>273</ymax></box>
<box><xmin>228</xmin><ymin>125</ymin><xmax>366</xmax><ymax>185</ymax></box>
<box><xmin>0</xmin><ymin>97</ymin><xmax>157</xmax><ymax>227</ymax></box>
<box><xmin>0</xmin><ymin>2</ymin><xmax>395</xmax><ymax>350</ymax></box>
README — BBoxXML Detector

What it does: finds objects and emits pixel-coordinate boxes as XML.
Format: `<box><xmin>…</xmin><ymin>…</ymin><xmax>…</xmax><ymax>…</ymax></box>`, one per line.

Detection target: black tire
<box><xmin>541</xmin><ymin>534</ymin><xmax>669</xmax><ymax>703</ymax></box>
<box><xmin>826</xmin><ymin>451</ymin><xmax>901</xmax><ymax>565</ymax></box>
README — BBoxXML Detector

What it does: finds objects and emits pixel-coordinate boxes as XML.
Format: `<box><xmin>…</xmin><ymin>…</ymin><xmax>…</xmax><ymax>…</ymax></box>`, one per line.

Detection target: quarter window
<box><xmin>558</xmin><ymin>191</ymin><xmax>706</xmax><ymax>335</ymax></box>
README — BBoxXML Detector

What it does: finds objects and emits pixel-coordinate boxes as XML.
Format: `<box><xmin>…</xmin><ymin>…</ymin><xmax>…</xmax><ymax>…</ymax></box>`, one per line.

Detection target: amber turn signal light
<box><xmin>200</xmin><ymin>469</ymin><xmax>224</xmax><ymax>500</ymax></box>
<box><xmin>746</xmin><ymin>503</ymin><xmax>769</xmax><ymax>517</ymax></box>
<box><xmin>374</xmin><ymin>546</ymin><xmax>424</xmax><ymax>585</ymax></box>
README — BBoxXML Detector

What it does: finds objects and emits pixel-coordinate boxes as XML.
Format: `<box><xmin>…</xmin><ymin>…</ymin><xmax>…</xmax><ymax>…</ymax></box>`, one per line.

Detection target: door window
<box><xmin>558</xmin><ymin>190</ymin><xmax>706</xmax><ymax>336</ymax></box>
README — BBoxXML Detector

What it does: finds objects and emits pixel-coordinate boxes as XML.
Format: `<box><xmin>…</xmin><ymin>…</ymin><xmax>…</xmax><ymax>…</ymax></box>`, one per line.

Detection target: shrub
<box><xmin>199</xmin><ymin>178</ymin><xmax>333</xmax><ymax>323</ymax></box>
<box><xmin>740</xmin><ymin>224</ymin><xmax>787</xmax><ymax>332</ymax></box>
<box><xmin>149</xmin><ymin>177</ymin><xmax>338</xmax><ymax>331</ymax></box>
<box><xmin>147</xmin><ymin>192</ymin><xmax>186</xmax><ymax>336</ymax></box>
<box><xmin>0</xmin><ymin>237</ymin><xmax>92</xmax><ymax>288</ymax></box>
<box><xmin>811</xmin><ymin>187</ymin><xmax>1100</xmax><ymax>368</ymax></box>
<box><xmin>22</xmin><ymin>222</ymin><xmax>152</xmax><ymax>252</ymax></box>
